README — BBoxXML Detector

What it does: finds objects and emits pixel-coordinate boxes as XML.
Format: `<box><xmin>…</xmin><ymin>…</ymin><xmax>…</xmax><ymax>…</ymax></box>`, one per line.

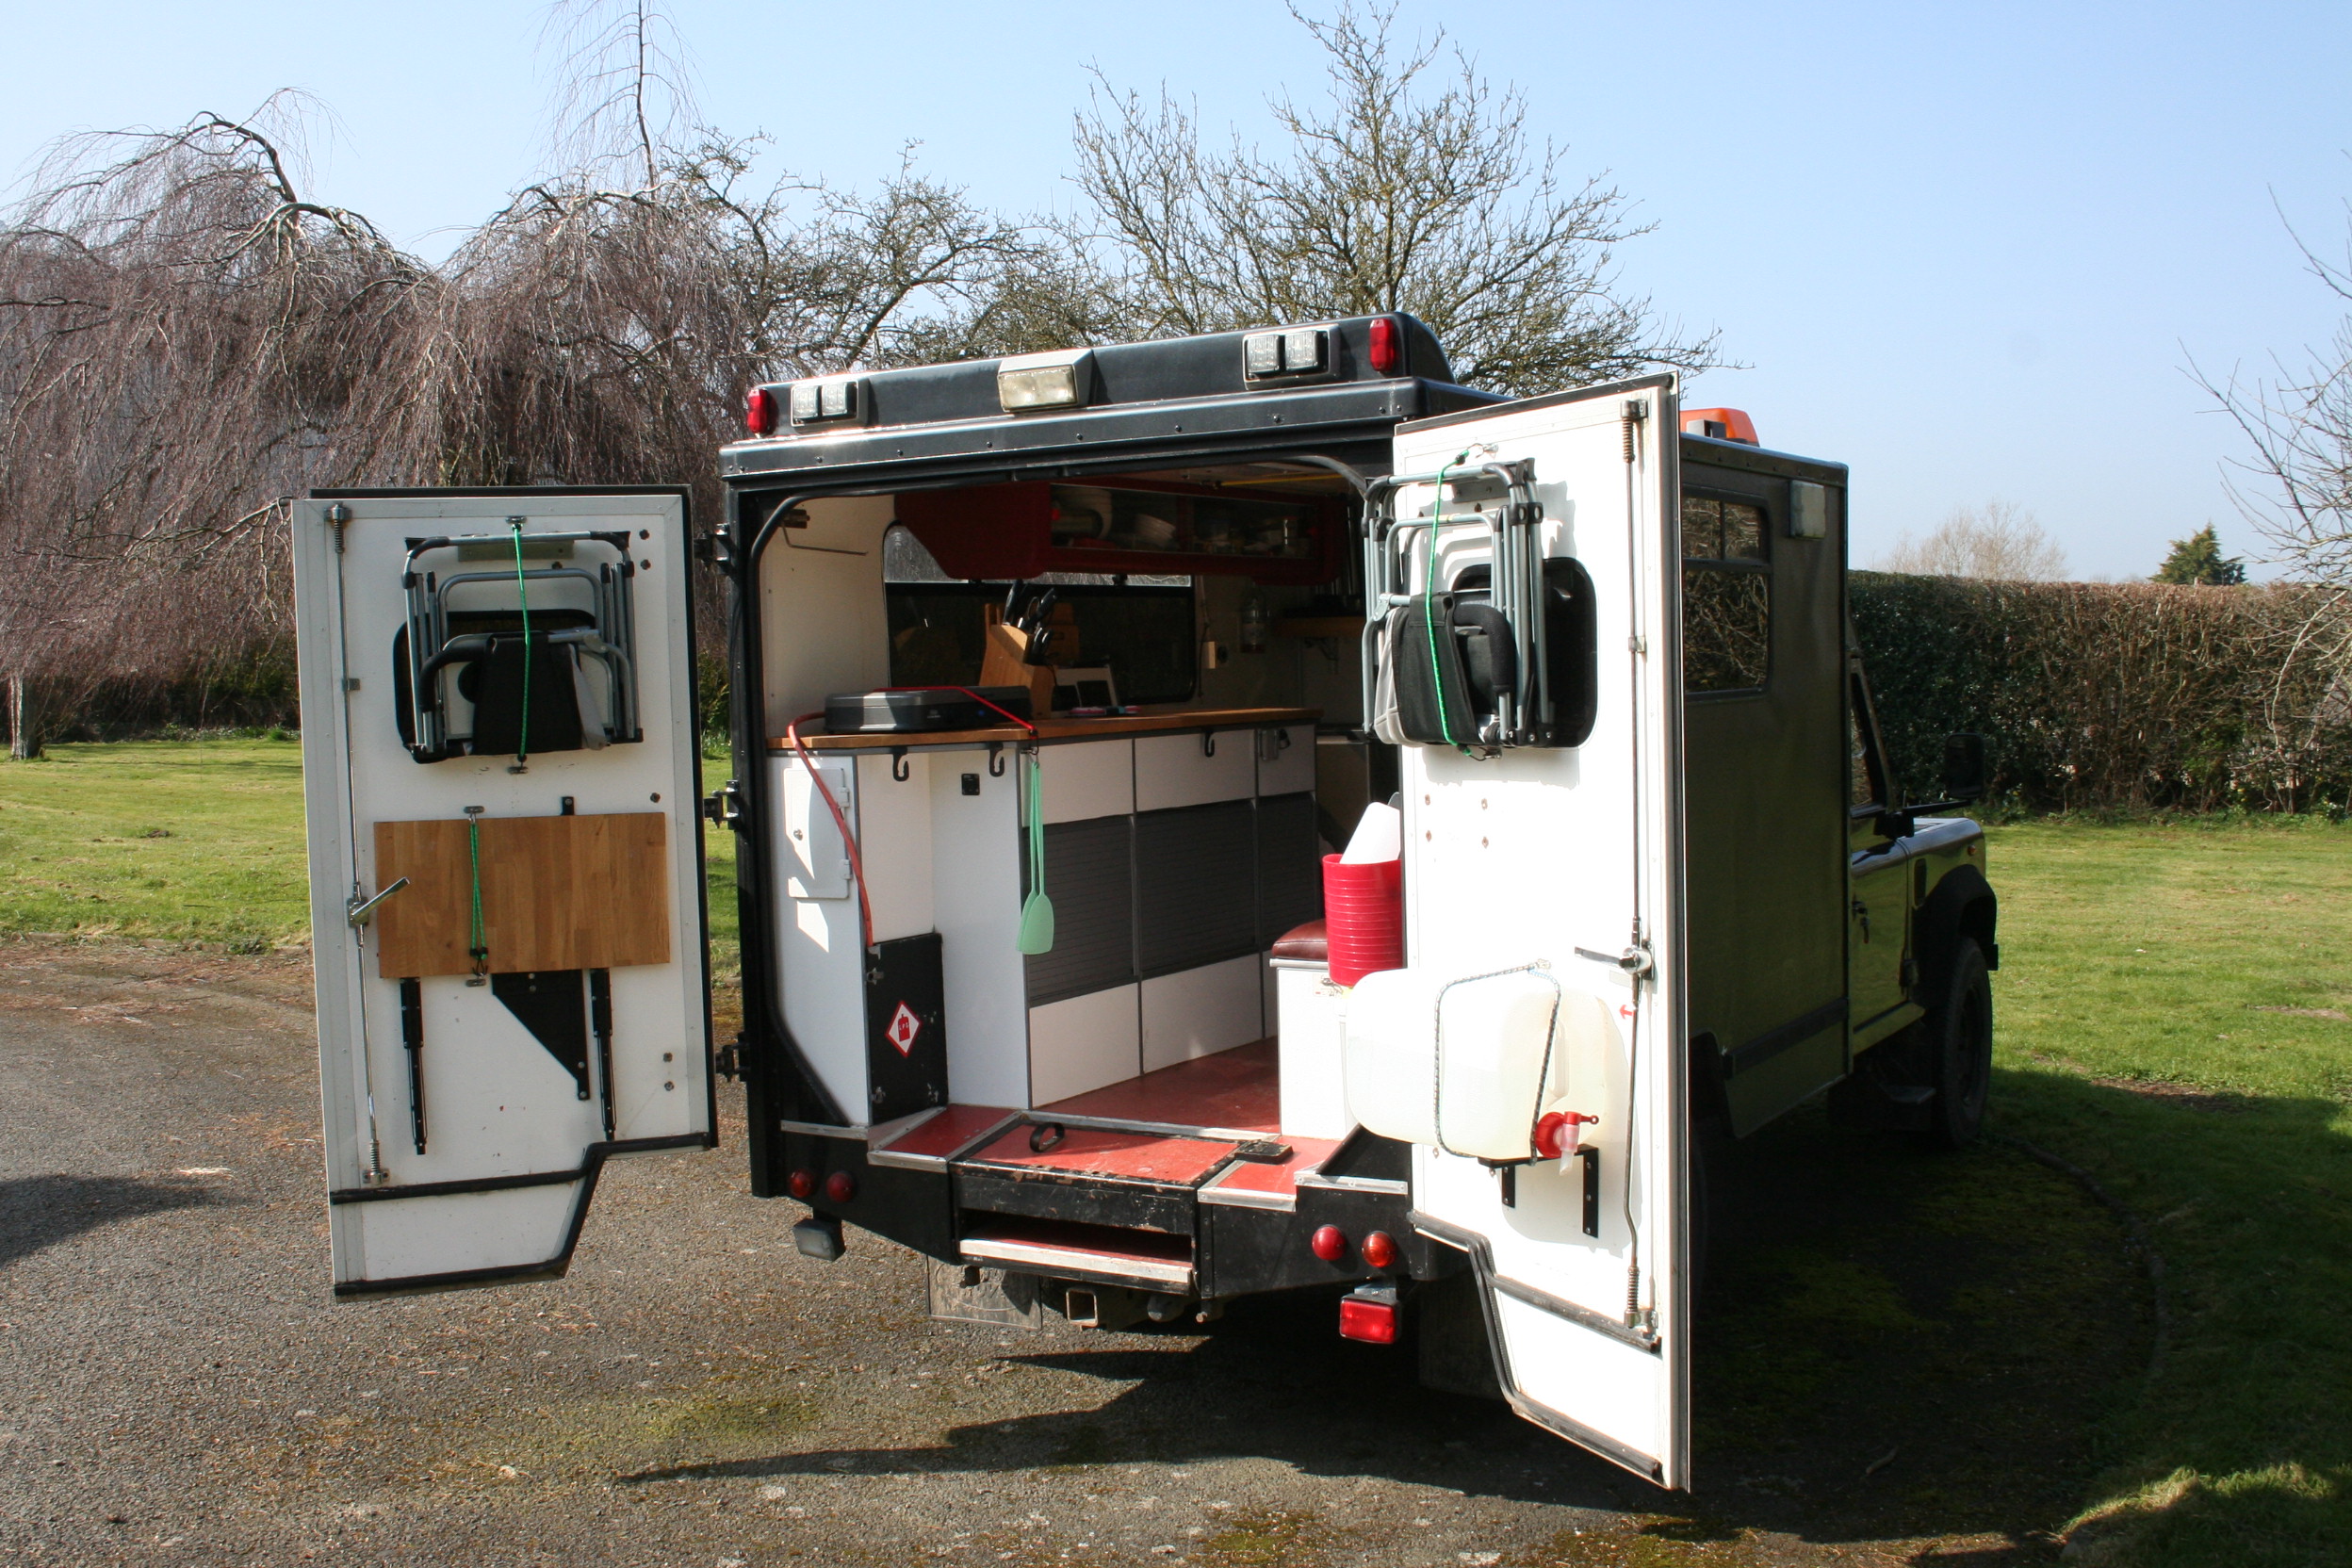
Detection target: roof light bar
<box><xmin>1242</xmin><ymin>324</ymin><xmax>1331</xmax><ymax>383</ymax></box>
<box><xmin>789</xmin><ymin>376</ymin><xmax>864</xmax><ymax>428</ymax></box>
<box><xmin>996</xmin><ymin>348</ymin><xmax>1094</xmax><ymax>414</ymax></box>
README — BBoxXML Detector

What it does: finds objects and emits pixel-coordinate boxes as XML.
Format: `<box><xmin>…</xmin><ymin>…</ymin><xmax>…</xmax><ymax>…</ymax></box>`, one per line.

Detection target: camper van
<box><xmin>291</xmin><ymin>316</ymin><xmax>1998</xmax><ymax>1490</ymax></box>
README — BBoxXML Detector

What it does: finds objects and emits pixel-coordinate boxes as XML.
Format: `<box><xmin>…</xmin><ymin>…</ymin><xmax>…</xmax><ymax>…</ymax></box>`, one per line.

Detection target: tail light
<box><xmin>1367</xmin><ymin>316</ymin><xmax>1400</xmax><ymax>375</ymax></box>
<box><xmin>1360</xmin><ymin>1230</ymin><xmax>1398</xmax><ymax>1270</ymax></box>
<box><xmin>822</xmin><ymin>1169</ymin><xmax>857</xmax><ymax>1203</ymax></box>
<box><xmin>1310</xmin><ymin>1224</ymin><xmax>1348</xmax><ymax>1263</ymax></box>
<box><xmin>787</xmin><ymin>1168</ymin><xmax>816</xmax><ymax>1199</ymax></box>
<box><xmin>745</xmin><ymin>385</ymin><xmax>777</xmax><ymax>435</ymax></box>
<box><xmin>1338</xmin><ymin>1294</ymin><xmax>1399</xmax><ymax>1344</ymax></box>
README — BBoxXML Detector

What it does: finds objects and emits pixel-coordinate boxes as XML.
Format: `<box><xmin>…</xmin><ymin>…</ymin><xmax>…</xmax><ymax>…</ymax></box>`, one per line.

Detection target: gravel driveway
<box><xmin>0</xmin><ymin>939</ymin><xmax>2141</xmax><ymax>1566</ymax></box>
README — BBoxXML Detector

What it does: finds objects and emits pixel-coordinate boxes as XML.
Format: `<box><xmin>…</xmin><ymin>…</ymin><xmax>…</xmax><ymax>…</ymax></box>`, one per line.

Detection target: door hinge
<box><xmin>701</xmin><ymin>780</ymin><xmax>743</xmax><ymax>830</ymax></box>
<box><xmin>714</xmin><ymin>1034</ymin><xmax>746</xmax><ymax>1082</ymax></box>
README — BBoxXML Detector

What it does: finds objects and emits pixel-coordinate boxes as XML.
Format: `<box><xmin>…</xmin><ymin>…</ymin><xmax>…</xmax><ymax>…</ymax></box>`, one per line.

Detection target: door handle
<box><xmin>1850</xmin><ymin>898</ymin><xmax>1870</xmax><ymax>940</ymax></box>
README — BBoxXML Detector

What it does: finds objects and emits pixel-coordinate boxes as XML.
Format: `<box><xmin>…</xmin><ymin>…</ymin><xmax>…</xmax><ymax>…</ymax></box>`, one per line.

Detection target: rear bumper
<box><xmin>770</xmin><ymin>1111</ymin><xmax>1453</xmax><ymax>1300</ymax></box>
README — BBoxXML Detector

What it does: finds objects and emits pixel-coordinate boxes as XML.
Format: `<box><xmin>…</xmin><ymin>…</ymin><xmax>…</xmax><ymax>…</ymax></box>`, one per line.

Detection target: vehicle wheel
<box><xmin>1920</xmin><ymin>937</ymin><xmax>1993</xmax><ymax>1151</ymax></box>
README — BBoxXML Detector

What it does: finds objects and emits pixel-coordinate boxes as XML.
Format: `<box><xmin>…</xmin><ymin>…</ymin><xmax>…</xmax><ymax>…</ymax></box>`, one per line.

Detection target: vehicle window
<box><xmin>886</xmin><ymin>581</ymin><xmax>1199</xmax><ymax>705</ymax></box>
<box><xmin>1851</xmin><ymin>711</ymin><xmax>1879</xmax><ymax>807</ymax></box>
<box><xmin>1681</xmin><ymin>495</ymin><xmax>1770</xmax><ymax>694</ymax></box>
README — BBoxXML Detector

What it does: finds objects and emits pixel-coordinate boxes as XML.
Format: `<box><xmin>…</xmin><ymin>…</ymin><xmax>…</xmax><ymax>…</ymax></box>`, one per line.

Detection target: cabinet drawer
<box><xmin>1135</xmin><ymin>730</ymin><xmax>1254</xmax><ymax>811</ymax></box>
<box><xmin>1254</xmin><ymin>724</ymin><xmax>1315</xmax><ymax>797</ymax></box>
<box><xmin>1039</xmin><ymin>738</ymin><xmax>1134</xmax><ymax>824</ymax></box>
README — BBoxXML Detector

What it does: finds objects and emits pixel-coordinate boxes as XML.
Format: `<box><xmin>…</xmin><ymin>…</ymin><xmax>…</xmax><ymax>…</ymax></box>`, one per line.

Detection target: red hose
<box><xmin>782</xmin><ymin>687</ymin><xmax>1041</xmax><ymax>956</ymax></box>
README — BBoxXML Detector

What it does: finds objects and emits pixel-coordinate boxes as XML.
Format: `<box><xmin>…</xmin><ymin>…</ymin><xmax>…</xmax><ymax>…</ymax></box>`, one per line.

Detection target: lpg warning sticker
<box><xmin>885</xmin><ymin>1002</ymin><xmax>923</xmax><ymax>1055</ymax></box>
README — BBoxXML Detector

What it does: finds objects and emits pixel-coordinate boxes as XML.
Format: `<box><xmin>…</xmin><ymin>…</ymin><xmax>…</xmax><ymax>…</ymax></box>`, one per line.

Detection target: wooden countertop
<box><xmin>771</xmin><ymin>705</ymin><xmax>1320</xmax><ymax>752</ymax></box>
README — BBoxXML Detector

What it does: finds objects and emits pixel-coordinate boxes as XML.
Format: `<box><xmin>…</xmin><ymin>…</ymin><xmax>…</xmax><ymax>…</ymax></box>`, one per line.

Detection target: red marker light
<box><xmin>746</xmin><ymin>385</ymin><xmax>777</xmax><ymax>435</ymax></box>
<box><xmin>1367</xmin><ymin>316</ymin><xmax>1400</xmax><ymax>375</ymax></box>
<box><xmin>787</xmin><ymin>1168</ymin><xmax>816</xmax><ymax>1200</ymax></box>
<box><xmin>822</xmin><ymin>1169</ymin><xmax>857</xmax><ymax>1203</ymax></box>
<box><xmin>1338</xmin><ymin>1297</ymin><xmax>1398</xmax><ymax>1344</ymax></box>
<box><xmin>1310</xmin><ymin>1224</ymin><xmax>1348</xmax><ymax>1263</ymax></box>
<box><xmin>1360</xmin><ymin>1230</ymin><xmax>1398</xmax><ymax>1270</ymax></box>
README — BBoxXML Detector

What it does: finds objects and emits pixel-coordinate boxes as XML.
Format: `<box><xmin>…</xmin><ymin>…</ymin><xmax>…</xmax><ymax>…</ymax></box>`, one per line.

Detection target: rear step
<box><xmin>957</xmin><ymin>1216</ymin><xmax>1194</xmax><ymax>1292</ymax></box>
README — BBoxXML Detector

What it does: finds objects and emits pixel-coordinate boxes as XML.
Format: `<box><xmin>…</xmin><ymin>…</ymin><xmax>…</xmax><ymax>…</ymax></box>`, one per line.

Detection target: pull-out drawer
<box><xmin>1039</xmin><ymin>738</ymin><xmax>1134</xmax><ymax>824</ymax></box>
<box><xmin>1255</xmin><ymin>724</ymin><xmax>1315</xmax><ymax>797</ymax></box>
<box><xmin>1135</xmin><ymin>730</ymin><xmax>1255</xmax><ymax>811</ymax></box>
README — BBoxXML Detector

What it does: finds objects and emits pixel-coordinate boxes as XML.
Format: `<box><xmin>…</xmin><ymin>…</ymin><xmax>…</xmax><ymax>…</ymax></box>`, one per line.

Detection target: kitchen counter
<box><xmin>771</xmin><ymin>705</ymin><xmax>1320</xmax><ymax>752</ymax></box>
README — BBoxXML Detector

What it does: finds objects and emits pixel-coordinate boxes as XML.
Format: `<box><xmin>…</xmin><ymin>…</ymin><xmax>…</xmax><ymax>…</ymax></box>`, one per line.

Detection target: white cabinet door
<box><xmin>293</xmin><ymin>489</ymin><xmax>711</xmax><ymax>1298</ymax></box>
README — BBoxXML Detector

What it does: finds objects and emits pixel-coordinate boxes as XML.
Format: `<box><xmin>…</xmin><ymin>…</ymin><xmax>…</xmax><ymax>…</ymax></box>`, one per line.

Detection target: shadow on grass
<box><xmin>0</xmin><ymin>1172</ymin><xmax>228</xmax><ymax>1269</ymax></box>
<box><xmin>618</xmin><ymin>1070</ymin><xmax>2350</xmax><ymax>1563</ymax></box>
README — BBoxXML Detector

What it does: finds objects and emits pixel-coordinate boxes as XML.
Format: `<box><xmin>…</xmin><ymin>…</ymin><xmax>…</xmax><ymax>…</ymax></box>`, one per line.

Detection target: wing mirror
<box><xmin>1941</xmin><ymin>732</ymin><xmax>1989</xmax><ymax>805</ymax></box>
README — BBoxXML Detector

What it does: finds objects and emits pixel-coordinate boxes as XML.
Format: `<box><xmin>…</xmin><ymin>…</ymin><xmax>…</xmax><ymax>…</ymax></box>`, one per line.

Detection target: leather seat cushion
<box><xmin>1271</xmin><ymin>919</ymin><xmax>1329</xmax><ymax>964</ymax></box>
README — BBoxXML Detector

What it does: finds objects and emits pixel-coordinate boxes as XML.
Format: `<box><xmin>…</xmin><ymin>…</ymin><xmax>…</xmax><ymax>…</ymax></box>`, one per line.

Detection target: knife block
<box><xmin>979</xmin><ymin>612</ymin><xmax>1058</xmax><ymax>714</ymax></box>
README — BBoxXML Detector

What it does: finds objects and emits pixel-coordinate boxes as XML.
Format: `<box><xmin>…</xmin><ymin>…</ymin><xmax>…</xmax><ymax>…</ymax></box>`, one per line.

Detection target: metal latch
<box><xmin>1574</xmin><ymin>943</ymin><xmax>1654</xmax><ymax>977</ymax></box>
<box><xmin>701</xmin><ymin>780</ymin><xmax>743</xmax><ymax>830</ymax></box>
<box><xmin>347</xmin><ymin>877</ymin><xmax>410</xmax><ymax>928</ymax></box>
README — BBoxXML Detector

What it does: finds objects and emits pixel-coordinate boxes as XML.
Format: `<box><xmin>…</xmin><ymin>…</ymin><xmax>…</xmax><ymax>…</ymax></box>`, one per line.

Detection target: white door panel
<box><xmin>1140</xmin><ymin>956</ymin><xmax>1266</xmax><ymax>1072</ymax></box>
<box><xmin>1383</xmin><ymin>378</ymin><xmax>1690</xmax><ymax>1487</ymax></box>
<box><xmin>1029</xmin><ymin>985</ymin><xmax>1142</xmax><ymax>1104</ymax></box>
<box><xmin>294</xmin><ymin>490</ymin><xmax>712</xmax><ymax>1298</ymax></box>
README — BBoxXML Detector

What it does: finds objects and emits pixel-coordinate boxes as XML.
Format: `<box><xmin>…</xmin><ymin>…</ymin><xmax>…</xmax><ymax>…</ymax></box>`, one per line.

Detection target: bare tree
<box><xmin>1875</xmin><ymin>500</ymin><xmax>2070</xmax><ymax>581</ymax></box>
<box><xmin>0</xmin><ymin>9</ymin><xmax>1051</xmax><ymax>733</ymax></box>
<box><xmin>0</xmin><ymin>98</ymin><xmax>440</xmax><ymax>749</ymax></box>
<box><xmin>1060</xmin><ymin>1</ymin><xmax>1719</xmax><ymax>394</ymax></box>
<box><xmin>2196</xmin><ymin>192</ymin><xmax>2352</xmax><ymax>690</ymax></box>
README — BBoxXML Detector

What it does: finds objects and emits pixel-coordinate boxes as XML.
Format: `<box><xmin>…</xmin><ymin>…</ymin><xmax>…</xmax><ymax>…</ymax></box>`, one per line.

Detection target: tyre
<box><xmin>1920</xmin><ymin>937</ymin><xmax>1993</xmax><ymax>1150</ymax></box>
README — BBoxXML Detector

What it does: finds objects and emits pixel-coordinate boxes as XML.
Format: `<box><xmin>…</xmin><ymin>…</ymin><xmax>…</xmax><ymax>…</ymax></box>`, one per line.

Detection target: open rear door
<box><xmin>1359</xmin><ymin>377</ymin><xmax>1689</xmax><ymax>1485</ymax></box>
<box><xmin>292</xmin><ymin>488</ymin><xmax>712</xmax><ymax>1297</ymax></box>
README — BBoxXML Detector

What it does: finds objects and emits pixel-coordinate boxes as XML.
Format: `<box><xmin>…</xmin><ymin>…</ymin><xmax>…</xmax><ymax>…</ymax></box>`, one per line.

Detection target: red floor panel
<box><xmin>874</xmin><ymin>1104</ymin><xmax>1018</xmax><ymax>1160</ymax></box>
<box><xmin>1041</xmin><ymin>1037</ymin><xmax>1281</xmax><ymax>1133</ymax></box>
<box><xmin>963</xmin><ymin>1123</ymin><xmax>1237</xmax><ymax>1184</ymax></box>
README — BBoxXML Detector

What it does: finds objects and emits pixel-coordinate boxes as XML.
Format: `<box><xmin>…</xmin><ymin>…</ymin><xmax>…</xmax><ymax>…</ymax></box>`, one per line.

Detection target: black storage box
<box><xmin>824</xmin><ymin>686</ymin><xmax>1035</xmax><ymax>735</ymax></box>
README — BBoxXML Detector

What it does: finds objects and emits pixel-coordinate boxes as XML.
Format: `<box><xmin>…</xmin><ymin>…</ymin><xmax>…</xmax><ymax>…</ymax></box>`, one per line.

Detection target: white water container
<box><xmin>1340</xmin><ymin>800</ymin><xmax>1401</xmax><ymax>864</ymax></box>
<box><xmin>1343</xmin><ymin>966</ymin><xmax>1619</xmax><ymax>1161</ymax></box>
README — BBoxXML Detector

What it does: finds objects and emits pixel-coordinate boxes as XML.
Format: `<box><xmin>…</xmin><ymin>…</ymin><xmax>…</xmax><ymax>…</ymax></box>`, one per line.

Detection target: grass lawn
<box><xmin>2</xmin><ymin>743</ymin><xmax>2347</xmax><ymax>1560</ymax></box>
<box><xmin>0</xmin><ymin>740</ymin><xmax>741</xmax><ymax>988</ymax></box>
<box><xmin>1987</xmin><ymin>816</ymin><xmax>2352</xmax><ymax>1564</ymax></box>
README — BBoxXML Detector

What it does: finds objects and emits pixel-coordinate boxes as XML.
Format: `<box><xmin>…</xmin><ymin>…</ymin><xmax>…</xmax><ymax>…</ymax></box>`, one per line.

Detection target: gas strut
<box><xmin>589</xmin><ymin>969</ymin><xmax>615</xmax><ymax>1140</ymax></box>
<box><xmin>399</xmin><ymin>977</ymin><xmax>428</xmax><ymax>1154</ymax></box>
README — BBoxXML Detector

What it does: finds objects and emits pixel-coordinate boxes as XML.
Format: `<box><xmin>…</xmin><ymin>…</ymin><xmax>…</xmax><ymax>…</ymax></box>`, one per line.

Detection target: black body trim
<box><xmin>1411</xmin><ymin>1211</ymin><xmax>1666</xmax><ymax>1483</ymax></box>
<box><xmin>328</xmin><ymin>1133</ymin><xmax>708</xmax><ymax>1298</ymax></box>
<box><xmin>1720</xmin><ymin>997</ymin><xmax>1850</xmax><ymax>1080</ymax></box>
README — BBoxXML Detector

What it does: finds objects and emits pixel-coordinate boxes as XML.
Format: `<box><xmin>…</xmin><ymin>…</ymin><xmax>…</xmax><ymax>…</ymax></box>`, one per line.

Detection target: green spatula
<box><xmin>1017</xmin><ymin>751</ymin><xmax>1055</xmax><ymax>955</ymax></box>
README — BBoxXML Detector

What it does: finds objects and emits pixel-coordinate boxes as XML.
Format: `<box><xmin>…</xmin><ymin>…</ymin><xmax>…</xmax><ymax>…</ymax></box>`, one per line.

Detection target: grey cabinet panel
<box><xmin>1023</xmin><ymin>815</ymin><xmax>1135</xmax><ymax>1006</ymax></box>
<box><xmin>1255</xmin><ymin>792</ymin><xmax>1323</xmax><ymax>948</ymax></box>
<box><xmin>1135</xmin><ymin>800</ymin><xmax>1257</xmax><ymax>978</ymax></box>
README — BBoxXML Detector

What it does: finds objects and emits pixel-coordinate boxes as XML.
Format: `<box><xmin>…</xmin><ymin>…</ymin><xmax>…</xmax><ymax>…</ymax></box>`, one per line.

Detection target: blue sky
<box><xmin>6</xmin><ymin>1</ymin><xmax>2347</xmax><ymax>579</ymax></box>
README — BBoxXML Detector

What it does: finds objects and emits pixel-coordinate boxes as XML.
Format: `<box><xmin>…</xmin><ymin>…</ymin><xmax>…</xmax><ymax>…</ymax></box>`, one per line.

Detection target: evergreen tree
<box><xmin>2153</xmin><ymin>526</ymin><xmax>2246</xmax><ymax>585</ymax></box>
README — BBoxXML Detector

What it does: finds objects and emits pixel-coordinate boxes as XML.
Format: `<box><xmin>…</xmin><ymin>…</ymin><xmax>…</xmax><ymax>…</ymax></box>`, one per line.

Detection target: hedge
<box><xmin>25</xmin><ymin>580</ymin><xmax>2351</xmax><ymax>817</ymax></box>
<box><xmin>1850</xmin><ymin>574</ymin><xmax>2352</xmax><ymax>814</ymax></box>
